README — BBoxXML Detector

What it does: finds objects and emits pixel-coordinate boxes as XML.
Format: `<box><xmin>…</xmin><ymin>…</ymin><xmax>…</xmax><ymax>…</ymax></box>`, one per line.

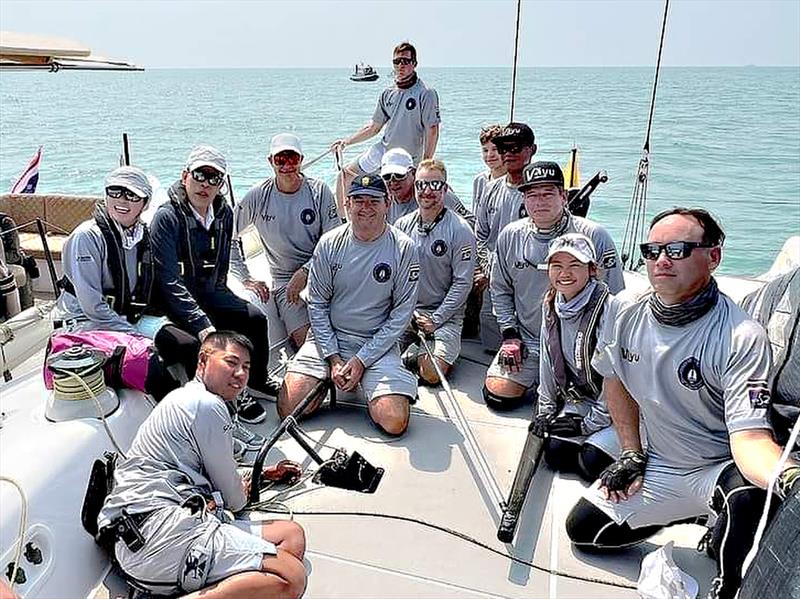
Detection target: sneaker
<box><xmin>232</xmin><ymin>437</ymin><xmax>247</xmax><ymax>461</ymax></box>
<box><xmin>237</xmin><ymin>394</ymin><xmax>267</xmax><ymax>424</ymax></box>
<box><xmin>232</xmin><ymin>420</ymin><xmax>266</xmax><ymax>450</ymax></box>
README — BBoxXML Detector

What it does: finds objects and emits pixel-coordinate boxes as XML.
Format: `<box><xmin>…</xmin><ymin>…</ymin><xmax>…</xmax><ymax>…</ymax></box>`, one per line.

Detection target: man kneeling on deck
<box><xmin>394</xmin><ymin>159</ymin><xmax>476</xmax><ymax>385</ymax></box>
<box><xmin>482</xmin><ymin>161</ymin><xmax>623</xmax><ymax>410</ymax></box>
<box><xmin>279</xmin><ymin>174</ymin><xmax>419</xmax><ymax>436</ymax></box>
<box><xmin>566</xmin><ymin>208</ymin><xmax>799</xmax><ymax>599</ymax></box>
<box><xmin>98</xmin><ymin>331</ymin><xmax>307</xmax><ymax>599</ymax></box>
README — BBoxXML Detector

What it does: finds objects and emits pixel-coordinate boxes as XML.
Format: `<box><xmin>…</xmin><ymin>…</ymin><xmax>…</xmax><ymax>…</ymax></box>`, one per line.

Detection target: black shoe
<box><xmin>237</xmin><ymin>394</ymin><xmax>267</xmax><ymax>424</ymax></box>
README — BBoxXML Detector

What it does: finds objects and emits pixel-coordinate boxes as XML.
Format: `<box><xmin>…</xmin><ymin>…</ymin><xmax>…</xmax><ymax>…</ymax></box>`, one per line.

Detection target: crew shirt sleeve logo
<box><xmin>408</xmin><ymin>263</ymin><xmax>420</xmax><ymax>282</ymax></box>
<box><xmin>431</xmin><ymin>239</ymin><xmax>448</xmax><ymax>257</ymax></box>
<box><xmin>300</xmin><ymin>208</ymin><xmax>317</xmax><ymax>226</ymax></box>
<box><xmin>677</xmin><ymin>356</ymin><xmax>705</xmax><ymax>390</ymax></box>
<box><xmin>602</xmin><ymin>249</ymin><xmax>617</xmax><ymax>269</ymax></box>
<box><xmin>373</xmin><ymin>262</ymin><xmax>392</xmax><ymax>283</ymax></box>
<box><xmin>746</xmin><ymin>380</ymin><xmax>771</xmax><ymax>409</ymax></box>
<box><xmin>460</xmin><ymin>245</ymin><xmax>472</xmax><ymax>261</ymax></box>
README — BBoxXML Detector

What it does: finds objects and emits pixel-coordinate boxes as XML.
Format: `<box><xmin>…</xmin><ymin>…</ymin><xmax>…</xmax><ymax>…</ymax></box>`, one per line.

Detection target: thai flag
<box><xmin>10</xmin><ymin>146</ymin><xmax>43</xmax><ymax>194</ymax></box>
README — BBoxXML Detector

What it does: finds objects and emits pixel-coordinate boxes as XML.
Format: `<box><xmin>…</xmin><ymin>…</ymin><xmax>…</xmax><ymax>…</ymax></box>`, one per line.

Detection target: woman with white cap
<box><xmin>53</xmin><ymin>166</ymin><xmax>199</xmax><ymax>399</ymax></box>
<box><xmin>532</xmin><ymin>232</ymin><xmax>621</xmax><ymax>482</ymax></box>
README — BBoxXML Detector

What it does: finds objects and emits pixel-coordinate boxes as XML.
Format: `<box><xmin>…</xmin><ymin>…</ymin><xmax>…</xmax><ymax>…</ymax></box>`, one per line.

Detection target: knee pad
<box><xmin>482</xmin><ymin>385</ymin><xmax>521</xmax><ymax>411</ymax></box>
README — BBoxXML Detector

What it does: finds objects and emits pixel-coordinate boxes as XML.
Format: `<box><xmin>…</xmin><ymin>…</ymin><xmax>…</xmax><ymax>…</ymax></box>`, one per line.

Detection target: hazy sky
<box><xmin>1</xmin><ymin>0</ymin><xmax>798</xmax><ymax>68</ymax></box>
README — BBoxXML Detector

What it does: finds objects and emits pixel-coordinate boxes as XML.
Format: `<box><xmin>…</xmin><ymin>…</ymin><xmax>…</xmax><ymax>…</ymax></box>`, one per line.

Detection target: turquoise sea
<box><xmin>1</xmin><ymin>67</ymin><xmax>798</xmax><ymax>276</ymax></box>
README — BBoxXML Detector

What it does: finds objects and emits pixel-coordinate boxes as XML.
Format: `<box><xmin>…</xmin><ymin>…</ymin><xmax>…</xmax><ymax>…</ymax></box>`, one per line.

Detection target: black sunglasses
<box><xmin>496</xmin><ymin>143</ymin><xmax>526</xmax><ymax>155</ymax></box>
<box><xmin>190</xmin><ymin>169</ymin><xmax>223</xmax><ymax>186</ymax></box>
<box><xmin>392</xmin><ymin>57</ymin><xmax>414</xmax><ymax>66</ymax></box>
<box><xmin>415</xmin><ymin>180</ymin><xmax>446</xmax><ymax>192</ymax></box>
<box><xmin>106</xmin><ymin>186</ymin><xmax>145</xmax><ymax>202</ymax></box>
<box><xmin>640</xmin><ymin>241</ymin><xmax>716</xmax><ymax>261</ymax></box>
<box><xmin>382</xmin><ymin>172</ymin><xmax>409</xmax><ymax>182</ymax></box>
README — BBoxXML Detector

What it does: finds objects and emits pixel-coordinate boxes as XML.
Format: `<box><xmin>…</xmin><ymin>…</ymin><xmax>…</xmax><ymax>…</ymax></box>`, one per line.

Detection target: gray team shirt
<box><xmin>395</xmin><ymin>208</ymin><xmax>477</xmax><ymax>326</ymax></box>
<box><xmin>593</xmin><ymin>290</ymin><xmax>773</xmax><ymax>471</ymax></box>
<box><xmin>491</xmin><ymin>215</ymin><xmax>624</xmax><ymax>343</ymax></box>
<box><xmin>55</xmin><ymin>219</ymin><xmax>138</xmax><ymax>333</ymax></box>
<box><xmin>372</xmin><ymin>78</ymin><xmax>441</xmax><ymax>164</ymax></box>
<box><xmin>387</xmin><ymin>189</ymin><xmax>475</xmax><ymax>228</ymax></box>
<box><xmin>475</xmin><ymin>176</ymin><xmax>527</xmax><ymax>268</ymax></box>
<box><xmin>98</xmin><ymin>380</ymin><xmax>246</xmax><ymax>528</ymax></box>
<box><xmin>307</xmin><ymin>224</ymin><xmax>419</xmax><ymax>367</ymax></box>
<box><xmin>230</xmin><ymin>176</ymin><xmax>339</xmax><ymax>284</ymax></box>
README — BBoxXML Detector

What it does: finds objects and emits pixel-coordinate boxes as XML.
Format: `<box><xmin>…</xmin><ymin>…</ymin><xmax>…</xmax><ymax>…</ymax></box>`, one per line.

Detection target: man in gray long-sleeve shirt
<box><xmin>98</xmin><ymin>332</ymin><xmax>306</xmax><ymax>598</ymax></box>
<box><xmin>229</xmin><ymin>133</ymin><xmax>340</xmax><ymax>349</ymax></box>
<box><xmin>395</xmin><ymin>159</ymin><xmax>476</xmax><ymax>385</ymax></box>
<box><xmin>482</xmin><ymin>161</ymin><xmax>624</xmax><ymax>410</ymax></box>
<box><xmin>280</xmin><ymin>174</ymin><xmax>420</xmax><ymax>436</ymax></box>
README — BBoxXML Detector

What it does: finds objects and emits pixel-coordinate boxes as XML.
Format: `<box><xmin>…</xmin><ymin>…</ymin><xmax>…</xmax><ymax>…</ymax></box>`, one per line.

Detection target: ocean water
<box><xmin>0</xmin><ymin>66</ymin><xmax>798</xmax><ymax>276</ymax></box>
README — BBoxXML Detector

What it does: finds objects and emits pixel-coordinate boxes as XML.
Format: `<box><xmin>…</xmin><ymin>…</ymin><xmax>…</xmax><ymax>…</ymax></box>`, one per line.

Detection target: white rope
<box><xmin>0</xmin><ymin>476</ymin><xmax>28</xmax><ymax>591</ymax></box>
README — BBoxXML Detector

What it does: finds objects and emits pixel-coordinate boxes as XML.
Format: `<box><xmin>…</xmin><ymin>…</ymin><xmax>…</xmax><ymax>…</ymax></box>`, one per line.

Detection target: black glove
<box><xmin>548</xmin><ymin>414</ymin><xmax>584</xmax><ymax>437</ymax></box>
<box><xmin>777</xmin><ymin>465</ymin><xmax>800</xmax><ymax>500</ymax></box>
<box><xmin>530</xmin><ymin>414</ymin><xmax>552</xmax><ymax>438</ymax></box>
<box><xmin>599</xmin><ymin>449</ymin><xmax>647</xmax><ymax>492</ymax></box>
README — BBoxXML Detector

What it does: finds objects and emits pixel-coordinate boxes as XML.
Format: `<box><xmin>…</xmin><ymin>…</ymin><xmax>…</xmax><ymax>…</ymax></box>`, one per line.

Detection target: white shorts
<box><xmin>485</xmin><ymin>332</ymin><xmax>540</xmax><ymax>389</ymax></box>
<box><xmin>116</xmin><ymin>504</ymin><xmax>277</xmax><ymax>595</ymax></box>
<box><xmin>287</xmin><ymin>330</ymin><xmax>417</xmax><ymax>401</ymax></box>
<box><xmin>353</xmin><ymin>142</ymin><xmax>386</xmax><ymax>175</ymax></box>
<box><xmin>583</xmin><ymin>458</ymin><xmax>732</xmax><ymax>529</ymax></box>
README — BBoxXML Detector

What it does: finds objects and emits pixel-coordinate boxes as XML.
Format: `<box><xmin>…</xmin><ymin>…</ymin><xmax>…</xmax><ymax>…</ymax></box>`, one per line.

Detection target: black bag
<box><xmin>81</xmin><ymin>451</ymin><xmax>118</xmax><ymax>547</ymax></box>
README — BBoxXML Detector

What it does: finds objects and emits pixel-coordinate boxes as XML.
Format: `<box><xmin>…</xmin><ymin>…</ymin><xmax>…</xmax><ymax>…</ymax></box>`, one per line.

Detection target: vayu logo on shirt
<box><xmin>677</xmin><ymin>356</ymin><xmax>705</xmax><ymax>390</ymax></box>
<box><xmin>300</xmin><ymin>208</ymin><xmax>316</xmax><ymax>226</ymax></box>
<box><xmin>621</xmin><ymin>346</ymin><xmax>640</xmax><ymax>363</ymax></box>
<box><xmin>574</xmin><ymin>332</ymin><xmax>585</xmax><ymax>370</ymax></box>
<box><xmin>431</xmin><ymin>239</ymin><xmax>448</xmax><ymax>256</ymax></box>
<box><xmin>405</xmin><ymin>98</ymin><xmax>417</xmax><ymax>111</ymax></box>
<box><xmin>373</xmin><ymin>262</ymin><xmax>392</xmax><ymax>283</ymax></box>
<box><xmin>265</xmin><ymin>214</ymin><xmax>276</xmax><ymax>222</ymax></box>
<box><xmin>514</xmin><ymin>260</ymin><xmax>536</xmax><ymax>270</ymax></box>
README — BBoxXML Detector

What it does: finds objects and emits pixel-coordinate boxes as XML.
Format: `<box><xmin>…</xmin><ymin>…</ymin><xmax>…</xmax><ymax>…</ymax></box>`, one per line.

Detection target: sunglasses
<box><xmin>106</xmin><ymin>186</ymin><xmax>145</xmax><ymax>202</ymax></box>
<box><xmin>414</xmin><ymin>180</ymin><xmax>446</xmax><ymax>193</ymax></box>
<box><xmin>640</xmin><ymin>241</ymin><xmax>716</xmax><ymax>261</ymax></box>
<box><xmin>272</xmin><ymin>152</ymin><xmax>302</xmax><ymax>166</ymax></box>
<box><xmin>381</xmin><ymin>172</ymin><xmax>409</xmax><ymax>183</ymax></box>
<box><xmin>496</xmin><ymin>143</ymin><xmax>526</xmax><ymax>155</ymax></box>
<box><xmin>392</xmin><ymin>57</ymin><xmax>414</xmax><ymax>66</ymax></box>
<box><xmin>190</xmin><ymin>169</ymin><xmax>223</xmax><ymax>186</ymax></box>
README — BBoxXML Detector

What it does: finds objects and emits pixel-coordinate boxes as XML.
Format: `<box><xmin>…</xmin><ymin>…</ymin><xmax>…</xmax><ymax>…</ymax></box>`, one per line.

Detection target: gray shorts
<box><xmin>234</xmin><ymin>282</ymin><xmax>309</xmax><ymax>341</ymax></box>
<box><xmin>485</xmin><ymin>332</ymin><xmax>540</xmax><ymax>389</ymax></box>
<box><xmin>405</xmin><ymin>313</ymin><xmax>463</xmax><ymax>366</ymax></box>
<box><xmin>583</xmin><ymin>458</ymin><xmax>732</xmax><ymax>529</ymax></box>
<box><xmin>287</xmin><ymin>330</ymin><xmax>417</xmax><ymax>401</ymax></box>
<box><xmin>116</xmin><ymin>504</ymin><xmax>277</xmax><ymax>595</ymax></box>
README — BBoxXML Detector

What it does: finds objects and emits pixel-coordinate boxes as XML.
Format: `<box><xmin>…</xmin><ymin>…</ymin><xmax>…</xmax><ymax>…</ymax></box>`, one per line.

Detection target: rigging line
<box><xmin>509</xmin><ymin>0</ymin><xmax>523</xmax><ymax>121</ymax></box>
<box><xmin>643</xmin><ymin>0</ymin><xmax>670</xmax><ymax>151</ymax></box>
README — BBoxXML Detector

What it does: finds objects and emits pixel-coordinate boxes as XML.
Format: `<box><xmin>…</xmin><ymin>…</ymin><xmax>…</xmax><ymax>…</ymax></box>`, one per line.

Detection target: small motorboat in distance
<box><xmin>350</xmin><ymin>62</ymin><xmax>378</xmax><ymax>82</ymax></box>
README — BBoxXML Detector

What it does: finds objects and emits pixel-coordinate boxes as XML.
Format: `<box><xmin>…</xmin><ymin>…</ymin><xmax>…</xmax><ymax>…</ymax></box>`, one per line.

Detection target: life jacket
<box><xmin>543</xmin><ymin>282</ymin><xmax>608</xmax><ymax>403</ymax></box>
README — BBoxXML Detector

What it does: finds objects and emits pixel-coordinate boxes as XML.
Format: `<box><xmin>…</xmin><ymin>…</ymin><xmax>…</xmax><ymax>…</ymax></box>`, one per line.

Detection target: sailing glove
<box><xmin>599</xmin><ymin>449</ymin><xmax>647</xmax><ymax>492</ymax></box>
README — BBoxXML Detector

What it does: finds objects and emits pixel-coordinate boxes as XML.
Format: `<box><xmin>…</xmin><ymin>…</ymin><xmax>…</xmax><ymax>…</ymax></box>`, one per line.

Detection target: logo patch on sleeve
<box><xmin>460</xmin><ymin>245</ymin><xmax>472</xmax><ymax>261</ymax></box>
<box><xmin>602</xmin><ymin>250</ymin><xmax>617</xmax><ymax>269</ymax></box>
<box><xmin>408</xmin><ymin>263</ymin><xmax>420</xmax><ymax>282</ymax></box>
<box><xmin>746</xmin><ymin>381</ymin><xmax>771</xmax><ymax>409</ymax></box>
<box><xmin>328</xmin><ymin>204</ymin><xmax>339</xmax><ymax>219</ymax></box>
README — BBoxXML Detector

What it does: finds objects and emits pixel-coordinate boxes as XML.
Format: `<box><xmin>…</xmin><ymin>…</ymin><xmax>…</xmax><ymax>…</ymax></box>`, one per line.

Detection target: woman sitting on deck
<box><xmin>531</xmin><ymin>233</ymin><xmax>621</xmax><ymax>482</ymax></box>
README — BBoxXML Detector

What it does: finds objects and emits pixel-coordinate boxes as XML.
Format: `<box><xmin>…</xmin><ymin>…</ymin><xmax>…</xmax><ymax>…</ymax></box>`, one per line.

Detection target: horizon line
<box><xmin>140</xmin><ymin>64</ymin><xmax>799</xmax><ymax>70</ymax></box>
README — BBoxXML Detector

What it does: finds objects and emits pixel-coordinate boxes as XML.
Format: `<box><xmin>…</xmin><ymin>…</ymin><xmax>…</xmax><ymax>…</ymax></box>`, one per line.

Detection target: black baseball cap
<box><xmin>348</xmin><ymin>173</ymin><xmax>387</xmax><ymax>198</ymax></box>
<box><xmin>519</xmin><ymin>161</ymin><xmax>565</xmax><ymax>191</ymax></box>
<box><xmin>493</xmin><ymin>122</ymin><xmax>535</xmax><ymax>147</ymax></box>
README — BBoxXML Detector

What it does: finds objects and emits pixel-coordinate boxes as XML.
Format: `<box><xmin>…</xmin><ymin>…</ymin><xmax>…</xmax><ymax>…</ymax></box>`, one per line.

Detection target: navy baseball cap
<box><xmin>348</xmin><ymin>173</ymin><xmax>387</xmax><ymax>198</ymax></box>
<box><xmin>519</xmin><ymin>161</ymin><xmax>565</xmax><ymax>191</ymax></box>
<box><xmin>493</xmin><ymin>122</ymin><xmax>535</xmax><ymax>147</ymax></box>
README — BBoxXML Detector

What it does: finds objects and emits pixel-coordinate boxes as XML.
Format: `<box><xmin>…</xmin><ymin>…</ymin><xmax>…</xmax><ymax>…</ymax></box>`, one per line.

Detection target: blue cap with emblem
<box><xmin>348</xmin><ymin>173</ymin><xmax>387</xmax><ymax>198</ymax></box>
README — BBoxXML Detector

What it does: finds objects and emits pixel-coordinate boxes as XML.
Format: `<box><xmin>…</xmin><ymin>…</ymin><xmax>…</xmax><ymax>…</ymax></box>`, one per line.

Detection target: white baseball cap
<box><xmin>105</xmin><ymin>166</ymin><xmax>152</xmax><ymax>200</ymax></box>
<box><xmin>185</xmin><ymin>145</ymin><xmax>227</xmax><ymax>175</ymax></box>
<box><xmin>546</xmin><ymin>233</ymin><xmax>597</xmax><ymax>264</ymax></box>
<box><xmin>380</xmin><ymin>148</ymin><xmax>414</xmax><ymax>176</ymax></box>
<box><xmin>270</xmin><ymin>133</ymin><xmax>303</xmax><ymax>157</ymax></box>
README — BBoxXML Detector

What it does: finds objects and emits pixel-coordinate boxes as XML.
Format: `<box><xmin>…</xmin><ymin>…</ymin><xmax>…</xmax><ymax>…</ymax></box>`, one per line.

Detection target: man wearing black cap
<box><xmin>482</xmin><ymin>160</ymin><xmax>623</xmax><ymax>410</ymax></box>
<box><xmin>474</xmin><ymin>122</ymin><xmax>537</xmax><ymax>351</ymax></box>
<box><xmin>279</xmin><ymin>174</ymin><xmax>420</xmax><ymax>436</ymax></box>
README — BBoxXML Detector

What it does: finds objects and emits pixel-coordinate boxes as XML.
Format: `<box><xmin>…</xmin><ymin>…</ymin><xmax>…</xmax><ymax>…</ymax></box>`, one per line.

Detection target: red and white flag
<box><xmin>10</xmin><ymin>146</ymin><xmax>43</xmax><ymax>194</ymax></box>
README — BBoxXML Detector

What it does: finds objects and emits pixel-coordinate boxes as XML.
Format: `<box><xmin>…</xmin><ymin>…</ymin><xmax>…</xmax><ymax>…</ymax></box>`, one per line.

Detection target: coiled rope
<box><xmin>621</xmin><ymin>0</ymin><xmax>670</xmax><ymax>270</ymax></box>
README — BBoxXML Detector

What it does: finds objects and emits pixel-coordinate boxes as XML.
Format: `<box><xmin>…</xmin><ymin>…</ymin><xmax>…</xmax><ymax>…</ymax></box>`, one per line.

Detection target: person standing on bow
<box><xmin>482</xmin><ymin>161</ymin><xmax>623</xmax><ymax>411</ymax></box>
<box><xmin>279</xmin><ymin>174</ymin><xmax>419</xmax><ymax>436</ymax></box>
<box><xmin>474</xmin><ymin>122</ymin><xmax>537</xmax><ymax>352</ymax></box>
<box><xmin>531</xmin><ymin>233</ymin><xmax>621</xmax><ymax>481</ymax></box>
<box><xmin>54</xmin><ymin>166</ymin><xmax>199</xmax><ymax>399</ymax></box>
<box><xmin>150</xmin><ymin>146</ymin><xmax>272</xmax><ymax>425</ymax></box>
<box><xmin>395</xmin><ymin>159</ymin><xmax>477</xmax><ymax>385</ymax></box>
<box><xmin>380</xmin><ymin>148</ymin><xmax>474</xmax><ymax>227</ymax></box>
<box><xmin>565</xmin><ymin>208</ymin><xmax>798</xmax><ymax>599</ymax></box>
<box><xmin>331</xmin><ymin>42</ymin><xmax>441</xmax><ymax>212</ymax></box>
<box><xmin>229</xmin><ymin>133</ymin><xmax>340</xmax><ymax>351</ymax></box>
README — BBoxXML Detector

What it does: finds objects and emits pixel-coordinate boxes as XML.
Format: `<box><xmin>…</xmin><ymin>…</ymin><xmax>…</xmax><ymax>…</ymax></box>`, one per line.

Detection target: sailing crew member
<box><xmin>475</xmin><ymin>121</ymin><xmax>537</xmax><ymax>351</ymax></box>
<box><xmin>331</xmin><ymin>42</ymin><xmax>441</xmax><ymax>211</ymax></box>
<box><xmin>531</xmin><ymin>233</ymin><xmax>620</xmax><ymax>481</ymax></box>
<box><xmin>98</xmin><ymin>331</ymin><xmax>307</xmax><ymax>599</ymax></box>
<box><xmin>229</xmin><ymin>132</ymin><xmax>340</xmax><ymax>350</ymax></box>
<box><xmin>565</xmin><ymin>208</ymin><xmax>799</xmax><ymax>599</ymax></box>
<box><xmin>54</xmin><ymin>166</ymin><xmax>199</xmax><ymax>399</ymax></box>
<box><xmin>279</xmin><ymin>174</ymin><xmax>419</xmax><ymax>436</ymax></box>
<box><xmin>150</xmin><ymin>146</ymin><xmax>272</xmax><ymax>425</ymax></box>
<box><xmin>380</xmin><ymin>147</ymin><xmax>474</xmax><ymax>226</ymax></box>
<box><xmin>482</xmin><ymin>161</ymin><xmax>623</xmax><ymax>410</ymax></box>
<box><xmin>394</xmin><ymin>159</ymin><xmax>477</xmax><ymax>385</ymax></box>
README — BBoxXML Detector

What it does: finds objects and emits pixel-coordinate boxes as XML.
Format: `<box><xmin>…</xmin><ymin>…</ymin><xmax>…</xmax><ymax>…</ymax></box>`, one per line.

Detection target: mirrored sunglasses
<box><xmin>106</xmin><ymin>186</ymin><xmax>145</xmax><ymax>202</ymax></box>
<box><xmin>414</xmin><ymin>180</ymin><xmax>446</xmax><ymax>193</ymax></box>
<box><xmin>381</xmin><ymin>172</ymin><xmax>409</xmax><ymax>183</ymax></box>
<box><xmin>639</xmin><ymin>241</ymin><xmax>716</xmax><ymax>261</ymax></box>
<box><xmin>190</xmin><ymin>169</ymin><xmax>223</xmax><ymax>186</ymax></box>
<box><xmin>272</xmin><ymin>152</ymin><xmax>302</xmax><ymax>166</ymax></box>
